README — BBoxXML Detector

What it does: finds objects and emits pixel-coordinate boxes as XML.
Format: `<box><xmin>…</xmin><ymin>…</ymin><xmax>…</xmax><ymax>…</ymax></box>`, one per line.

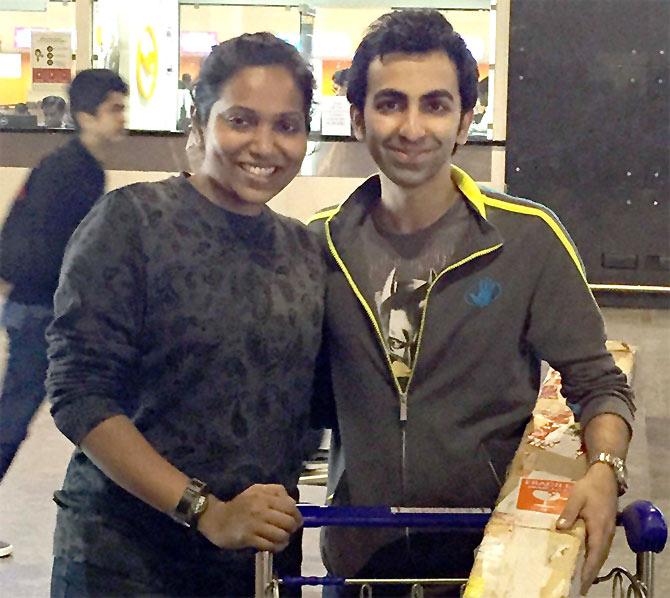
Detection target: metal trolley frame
<box><xmin>255</xmin><ymin>500</ymin><xmax>667</xmax><ymax>598</ymax></box>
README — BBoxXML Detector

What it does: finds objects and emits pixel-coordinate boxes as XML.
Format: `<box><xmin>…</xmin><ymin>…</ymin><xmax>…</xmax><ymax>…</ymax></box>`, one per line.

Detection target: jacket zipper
<box><xmin>325</xmin><ymin>220</ymin><xmax>502</xmax><ymax>506</ymax></box>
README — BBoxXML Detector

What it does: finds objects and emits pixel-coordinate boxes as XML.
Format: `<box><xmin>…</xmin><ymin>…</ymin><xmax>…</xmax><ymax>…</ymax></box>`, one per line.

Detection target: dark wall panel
<box><xmin>506</xmin><ymin>0</ymin><xmax>669</xmax><ymax>306</ymax></box>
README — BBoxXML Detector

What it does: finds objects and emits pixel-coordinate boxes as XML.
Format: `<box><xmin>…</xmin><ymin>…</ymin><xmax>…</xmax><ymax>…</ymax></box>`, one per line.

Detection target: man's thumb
<box><xmin>556</xmin><ymin>498</ymin><xmax>581</xmax><ymax>530</ymax></box>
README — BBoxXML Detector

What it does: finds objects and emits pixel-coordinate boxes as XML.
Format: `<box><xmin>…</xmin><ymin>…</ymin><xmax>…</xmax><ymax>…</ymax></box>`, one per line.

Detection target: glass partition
<box><xmin>0</xmin><ymin>0</ymin><xmax>495</xmax><ymax>141</ymax></box>
<box><xmin>177</xmin><ymin>3</ymin><xmax>301</xmax><ymax>132</ymax></box>
<box><xmin>0</xmin><ymin>0</ymin><xmax>76</xmax><ymax>129</ymax></box>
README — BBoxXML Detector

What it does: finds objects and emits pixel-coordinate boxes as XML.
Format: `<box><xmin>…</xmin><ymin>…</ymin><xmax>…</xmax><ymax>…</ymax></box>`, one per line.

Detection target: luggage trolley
<box><xmin>255</xmin><ymin>501</ymin><xmax>667</xmax><ymax>598</ymax></box>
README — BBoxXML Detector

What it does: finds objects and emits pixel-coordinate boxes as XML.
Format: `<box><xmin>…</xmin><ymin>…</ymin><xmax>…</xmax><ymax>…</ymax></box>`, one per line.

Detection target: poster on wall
<box><xmin>319</xmin><ymin>59</ymin><xmax>351</xmax><ymax>136</ymax></box>
<box><xmin>93</xmin><ymin>0</ymin><xmax>179</xmax><ymax>131</ymax></box>
<box><xmin>31</xmin><ymin>31</ymin><xmax>72</xmax><ymax>84</ymax></box>
<box><xmin>321</xmin><ymin>58</ymin><xmax>351</xmax><ymax>97</ymax></box>
<box><xmin>320</xmin><ymin>95</ymin><xmax>351</xmax><ymax>137</ymax></box>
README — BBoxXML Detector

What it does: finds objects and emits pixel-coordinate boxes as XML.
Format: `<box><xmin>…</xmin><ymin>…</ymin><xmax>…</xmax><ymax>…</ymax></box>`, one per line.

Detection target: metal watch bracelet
<box><xmin>171</xmin><ymin>478</ymin><xmax>210</xmax><ymax>528</ymax></box>
<box><xmin>589</xmin><ymin>452</ymin><xmax>628</xmax><ymax>496</ymax></box>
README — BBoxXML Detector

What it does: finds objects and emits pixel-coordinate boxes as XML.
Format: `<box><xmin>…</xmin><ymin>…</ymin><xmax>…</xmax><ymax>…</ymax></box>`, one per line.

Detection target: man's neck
<box><xmin>375</xmin><ymin>163</ymin><xmax>460</xmax><ymax>234</ymax></box>
<box><xmin>78</xmin><ymin>132</ymin><xmax>109</xmax><ymax>166</ymax></box>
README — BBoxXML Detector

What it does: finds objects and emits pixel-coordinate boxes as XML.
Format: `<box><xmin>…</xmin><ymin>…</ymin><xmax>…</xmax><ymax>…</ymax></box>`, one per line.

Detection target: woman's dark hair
<box><xmin>68</xmin><ymin>69</ymin><xmax>128</xmax><ymax>129</ymax></box>
<box><xmin>347</xmin><ymin>9</ymin><xmax>479</xmax><ymax>114</ymax></box>
<box><xmin>194</xmin><ymin>33</ymin><xmax>315</xmax><ymax>132</ymax></box>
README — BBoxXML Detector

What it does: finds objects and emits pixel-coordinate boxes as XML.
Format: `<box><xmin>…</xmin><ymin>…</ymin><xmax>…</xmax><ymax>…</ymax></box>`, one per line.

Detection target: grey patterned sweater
<box><xmin>46</xmin><ymin>175</ymin><xmax>325</xmax><ymax>583</ymax></box>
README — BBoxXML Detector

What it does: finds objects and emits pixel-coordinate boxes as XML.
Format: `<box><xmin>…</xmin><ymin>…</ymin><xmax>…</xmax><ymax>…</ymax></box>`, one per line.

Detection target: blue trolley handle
<box><xmin>298</xmin><ymin>500</ymin><xmax>667</xmax><ymax>554</ymax></box>
<box><xmin>616</xmin><ymin>500</ymin><xmax>667</xmax><ymax>554</ymax></box>
<box><xmin>256</xmin><ymin>501</ymin><xmax>667</xmax><ymax>596</ymax></box>
<box><xmin>299</xmin><ymin>504</ymin><xmax>491</xmax><ymax>530</ymax></box>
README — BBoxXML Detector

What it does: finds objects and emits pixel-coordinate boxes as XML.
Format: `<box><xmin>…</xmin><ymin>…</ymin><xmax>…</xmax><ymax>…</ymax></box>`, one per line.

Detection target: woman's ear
<box><xmin>185</xmin><ymin>108</ymin><xmax>206</xmax><ymax>173</ymax></box>
<box><xmin>190</xmin><ymin>106</ymin><xmax>204</xmax><ymax>142</ymax></box>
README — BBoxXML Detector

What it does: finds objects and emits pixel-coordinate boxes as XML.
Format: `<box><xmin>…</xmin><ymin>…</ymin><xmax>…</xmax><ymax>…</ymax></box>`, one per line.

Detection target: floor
<box><xmin>0</xmin><ymin>307</ymin><xmax>668</xmax><ymax>597</ymax></box>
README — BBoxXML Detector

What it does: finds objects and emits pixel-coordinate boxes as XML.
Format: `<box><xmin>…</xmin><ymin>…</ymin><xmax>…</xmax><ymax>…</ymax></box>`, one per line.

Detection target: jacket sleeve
<box><xmin>1</xmin><ymin>157</ymin><xmax>79</xmax><ymax>289</ymax></box>
<box><xmin>47</xmin><ymin>189</ymin><xmax>146</xmax><ymax>445</ymax></box>
<box><xmin>525</xmin><ymin>222</ymin><xmax>635</xmax><ymax>432</ymax></box>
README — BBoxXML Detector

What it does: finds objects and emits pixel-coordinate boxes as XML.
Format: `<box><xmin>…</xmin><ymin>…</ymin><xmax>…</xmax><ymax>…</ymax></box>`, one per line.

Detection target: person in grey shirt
<box><xmin>47</xmin><ymin>33</ymin><xmax>325</xmax><ymax>597</ymax></box>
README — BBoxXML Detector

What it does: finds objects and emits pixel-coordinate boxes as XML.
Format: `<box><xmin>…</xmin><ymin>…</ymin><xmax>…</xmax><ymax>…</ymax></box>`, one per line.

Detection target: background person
<box><xmin>40</xmin><ymin>96</ymin><xmax>67</xmax><ymax>128</ymax></box>
<box><xmin>0</xmin><ymin>69</ymin><xmax>128</xmax><ymax>559</ymax></box>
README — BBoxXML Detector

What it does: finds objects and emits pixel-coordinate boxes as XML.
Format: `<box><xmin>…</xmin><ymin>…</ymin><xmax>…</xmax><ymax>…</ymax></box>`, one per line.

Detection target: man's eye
<box><xmin>377</xmin><ymin>101</ymin><xmax>399</xmax><ymax>112</ymax></box>
<box><xmin>426</xmin><ymin>102</ymin><xmax>448</xmax><ymax>113</ymax></box>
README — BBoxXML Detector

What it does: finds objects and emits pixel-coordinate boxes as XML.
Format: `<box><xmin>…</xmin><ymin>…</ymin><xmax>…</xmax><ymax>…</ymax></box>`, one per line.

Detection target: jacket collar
<box><xmin>326</xmin><ymin>165</ymin><xmax>502</xmax><ymax>258</ymax></box>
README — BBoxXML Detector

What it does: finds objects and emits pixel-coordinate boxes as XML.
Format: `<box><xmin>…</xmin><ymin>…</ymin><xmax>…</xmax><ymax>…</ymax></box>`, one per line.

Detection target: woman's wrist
<box><xmin>196</xmin><ymin>495</ymin><xmax>226</xmax><ymax>541</ymax></box>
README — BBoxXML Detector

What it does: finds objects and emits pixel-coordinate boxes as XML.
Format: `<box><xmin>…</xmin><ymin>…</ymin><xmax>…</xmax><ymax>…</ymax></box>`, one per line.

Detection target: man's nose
<box><xmin>398</xmin><ymin>106</ymin><xmax>426</xmax><ymax>142</ymax></box>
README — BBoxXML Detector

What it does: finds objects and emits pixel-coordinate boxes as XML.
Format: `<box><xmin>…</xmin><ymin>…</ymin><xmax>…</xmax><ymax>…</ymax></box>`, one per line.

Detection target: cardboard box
<box><xmin>464</xmin><ymin>341</ymin><xmax>635</xmax><ymax>598</ymax></box>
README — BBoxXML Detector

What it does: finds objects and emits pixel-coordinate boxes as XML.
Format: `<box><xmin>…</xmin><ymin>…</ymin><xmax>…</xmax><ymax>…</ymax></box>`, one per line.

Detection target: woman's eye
<box><xmin>228</xmin><ymin>116</ymin><xmax>249</xmax><ymax>128</ymax></box>
<box><xmin>278</xmin><ymin>121</ymin><xmax>297</xmax><ymax>133</ymax></box>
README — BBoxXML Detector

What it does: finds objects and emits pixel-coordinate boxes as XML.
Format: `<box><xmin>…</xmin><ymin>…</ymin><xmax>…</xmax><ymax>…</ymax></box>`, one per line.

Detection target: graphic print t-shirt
<box><xmin>359</xmin><ymin>196</ymin><xmax>471</xmax><ymax>391</ymax></box>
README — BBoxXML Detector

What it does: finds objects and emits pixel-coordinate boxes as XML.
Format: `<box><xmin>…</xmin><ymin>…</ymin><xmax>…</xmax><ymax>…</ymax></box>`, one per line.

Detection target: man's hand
<box><xmin>556</xmin><ymin>463</ymin><xmax>618</xmax><ymax>595</ymax></box>
<box><xmin>198</xmin><ymin>484</ymin><xmax>302</xmax><ymax>552</ymax></box>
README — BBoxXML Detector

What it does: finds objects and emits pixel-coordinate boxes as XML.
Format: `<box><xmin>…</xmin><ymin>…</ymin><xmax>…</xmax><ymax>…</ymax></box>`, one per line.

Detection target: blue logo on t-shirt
<box><xmin>466</xmin><ymin>277</ymin><xmax>502</xmax><ymax>307</ymax></box>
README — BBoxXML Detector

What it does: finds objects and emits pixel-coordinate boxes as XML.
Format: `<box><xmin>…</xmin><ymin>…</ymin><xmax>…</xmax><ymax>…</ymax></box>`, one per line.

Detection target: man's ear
<box><xmin>456</xmin><ymin>109</ymin><xmax>474</xmax><ymax>145</ymax></box>
<box><xmin>350</xmin><ymin>105</ymin><xmax>366</xmax><ymax>141</ymax></box>
<box><xmin>74</xmin><ymin>111</ymin><xmax>93</xmax><ymax>132</ymax></box>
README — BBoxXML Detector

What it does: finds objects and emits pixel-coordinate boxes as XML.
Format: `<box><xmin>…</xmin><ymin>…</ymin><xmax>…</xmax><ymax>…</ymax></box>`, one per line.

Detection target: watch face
<box><xmin>193</xmin><ymin>494</ymin><xmax>209</xmax><ymax>515</ymax></box>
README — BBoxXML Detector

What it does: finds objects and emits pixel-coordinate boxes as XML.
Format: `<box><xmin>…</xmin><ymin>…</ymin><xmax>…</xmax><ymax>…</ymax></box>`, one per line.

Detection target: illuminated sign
<box><xmin>15</xmin><ymin>27</ymin><xmax>75</xmax><ymax>51</ymax></box>
<box><xmin>136</xmin><ymin>26</ymin><xmax>158</xmax><ymax>100</ymax></box>
<box><xmin>180</xmin><ymin>31</ymin><xmax>218</xmax><ymax>54</ymax></box>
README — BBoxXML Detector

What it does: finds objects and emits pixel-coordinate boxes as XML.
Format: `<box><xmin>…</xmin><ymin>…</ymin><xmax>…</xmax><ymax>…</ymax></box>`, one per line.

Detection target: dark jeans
<box><xmin>0</xmin><ymin>300</ymin><xmax>52</xmax><ymax>480</ymax></box>
<box><xmin>52</xmin><ymin>540</ymin><xmax>304</xmax><ymax>598</ymax></box>
<box><xmin>51</xmin><ymin>557</ymin><xmax>259</xmax><ymax>598</ymax></box>
<box><xmin>51</xmin><ymin>504</ymin><xmax>304</xmax><ymax>598</ymax></box>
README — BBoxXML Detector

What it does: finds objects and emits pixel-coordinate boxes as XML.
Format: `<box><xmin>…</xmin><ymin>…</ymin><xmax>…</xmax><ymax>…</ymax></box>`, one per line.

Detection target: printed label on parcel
<box><xmin>516</xmin><ymin>478</ymin><xmax>574</xmax><ymax>514</ymax></box>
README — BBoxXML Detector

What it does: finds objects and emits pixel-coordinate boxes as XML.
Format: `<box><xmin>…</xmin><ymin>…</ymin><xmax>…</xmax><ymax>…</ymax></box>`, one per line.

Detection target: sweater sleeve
<box><xmin>47</xmin><ymin>188</ymin><xmax>147</xmax><ymax>445</ymax></box>
<box><xmin>525</xmin><ymin>221</ymin><xmax>635</xmax><ymax>432</ymax></box>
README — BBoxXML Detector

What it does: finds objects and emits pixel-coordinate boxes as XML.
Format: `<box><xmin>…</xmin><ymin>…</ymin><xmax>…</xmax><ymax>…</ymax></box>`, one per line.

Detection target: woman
<box><xmin>47</xmin><ymin>33</ymin><xmax>325</xmax><ymax>597</ymax></box>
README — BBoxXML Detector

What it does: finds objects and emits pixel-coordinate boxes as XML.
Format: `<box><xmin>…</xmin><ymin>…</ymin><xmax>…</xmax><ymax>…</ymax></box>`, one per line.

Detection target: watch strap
<box><xmin>172</xmin><ymin>478</ymin><xmax>210</xmax><ymax>527</ymax></box>
<box><xmin>589</xmin><ymin>452</ymin><xmax>628</xmax><ymax>496</ymax></box>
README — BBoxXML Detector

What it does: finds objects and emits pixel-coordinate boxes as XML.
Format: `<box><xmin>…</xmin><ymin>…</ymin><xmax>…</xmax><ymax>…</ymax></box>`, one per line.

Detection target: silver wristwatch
<box><xmin>171</xmin><ymin>478</ymin><xmax>210</xmax><ymax>527</ymax></box>
<box><xmin>589</xmin><ymin>452</ymin><xmax>628</xmax><ymax>496</ymax></box>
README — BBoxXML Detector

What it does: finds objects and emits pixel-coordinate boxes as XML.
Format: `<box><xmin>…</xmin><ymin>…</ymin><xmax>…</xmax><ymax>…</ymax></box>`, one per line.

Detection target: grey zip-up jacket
<box><xmin>309</xmin><ymin>166</ymin><xmax>635</xmax><ymax>577</ymax></box>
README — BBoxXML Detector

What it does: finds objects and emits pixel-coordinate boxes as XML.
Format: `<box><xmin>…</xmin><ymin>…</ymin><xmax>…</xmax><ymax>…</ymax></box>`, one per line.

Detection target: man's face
<box><xmin>80</xmin><ymin>91</ymin><xmax>127</xmax><ymax>142</ymax></box>
<box><xmin>352</xmin><ymin>51</ymin><xmax>473</xmax><ymax>190</ymax></box>
<box><xmin>43</xmin><ymin>105</ymin><xmax>65</xmax><ymax>128</ymax></box>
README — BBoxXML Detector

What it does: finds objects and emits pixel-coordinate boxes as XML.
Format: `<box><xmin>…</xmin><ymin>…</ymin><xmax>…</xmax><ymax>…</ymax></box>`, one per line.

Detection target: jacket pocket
<box><xmin>468</xmin><ymin>443</ymin><xmax>504</xmax><ymax>507</ymax></box>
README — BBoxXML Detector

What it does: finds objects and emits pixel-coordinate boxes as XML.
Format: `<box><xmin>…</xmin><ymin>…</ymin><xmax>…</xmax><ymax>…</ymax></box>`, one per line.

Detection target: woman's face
<box><xmin>198</xmin><ymin>65</ymin><xmax>308</xmax><ymax>212</ymax></box>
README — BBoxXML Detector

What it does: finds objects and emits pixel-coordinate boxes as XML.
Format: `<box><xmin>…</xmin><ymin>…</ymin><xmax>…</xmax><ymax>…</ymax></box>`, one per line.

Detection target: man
<box><xmin>0</xmin><ymin>69</ymin><xmax>127</xmax><ymax>557</ymax></box>
<box><xmin>332</xmin><ymin>68</ymin><xmax>349</xmax><ymax>96</ymax></box>
<box><xmin>310</xmin><ymin>10</ymin><xmax>634</xmax><ymax>597</ymax></box>
<box><xmin>40</xmin><ymin>96</ymin><xmax>67</xmax><ymax>129</ymax></box>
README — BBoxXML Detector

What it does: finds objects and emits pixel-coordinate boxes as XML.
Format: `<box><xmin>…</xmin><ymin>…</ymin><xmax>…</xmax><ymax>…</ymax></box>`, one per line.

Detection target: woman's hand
<box><xmin>198</xmin><ymin>484</ymin><xmax>302</xmax><ymax>552</ymax></box>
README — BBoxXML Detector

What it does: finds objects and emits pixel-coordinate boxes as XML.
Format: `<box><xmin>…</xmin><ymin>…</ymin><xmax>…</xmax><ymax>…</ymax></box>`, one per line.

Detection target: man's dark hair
<box><xmin>193</xmin><ymin>32</ymin><xmax>315</xmax><ymax>132</ymax></box>
<box><xmin>347</xmin><ymin>9</ymin><xmax>479</xmax><ymax>114</ymax></box>
<box><xmin>332</xmin><ymin>68</ymin><xmax>349</xmax><ymax>88</ymax></box>
<box><xmin>68</xmin><ymin>69</ymin><xmax>128</xmax><ymax>128</ymax></box>
<box><xmin>41</xmin><ymin>96</ymin><xmax>66</xmax><ymax>112</ymax></box>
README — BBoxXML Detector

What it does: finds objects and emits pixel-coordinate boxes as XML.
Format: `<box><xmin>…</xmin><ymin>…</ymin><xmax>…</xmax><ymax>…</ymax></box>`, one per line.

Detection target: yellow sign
<box><xmin>136</xmin><ymin>26</ymin><xmax>158</xmax><ymax>100</ymax></box>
